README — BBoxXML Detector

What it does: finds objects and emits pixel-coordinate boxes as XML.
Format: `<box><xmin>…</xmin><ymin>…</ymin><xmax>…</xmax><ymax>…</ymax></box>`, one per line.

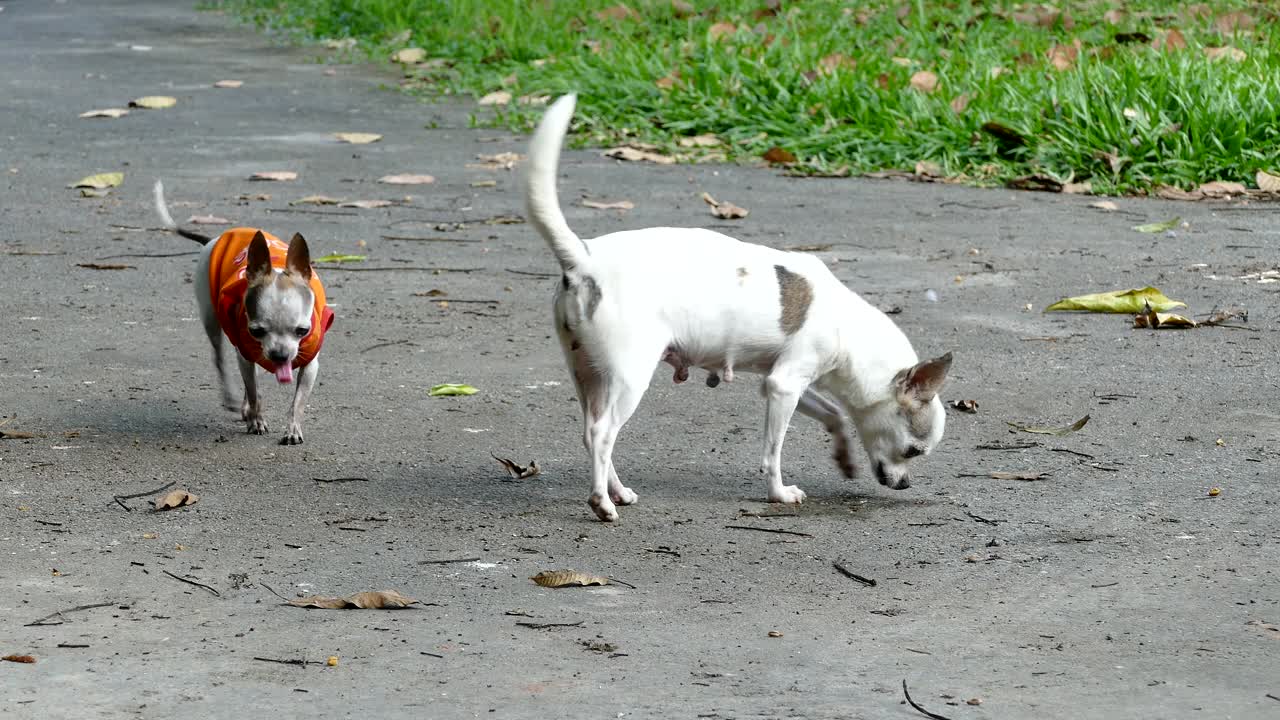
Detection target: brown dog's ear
<box><xmin>285</xmin><ymin>233</ymin><xmax>312</xmax><ymax>281</ymax></box>
<box><xmin>246</xmin><ymin>231</ymin><xmax>274</xmax><ymax>284</ymax></box>
<box><xmin>895</xmin><ymin>351</ymin><xmax>953</xmax><ymax>404</ymax></box>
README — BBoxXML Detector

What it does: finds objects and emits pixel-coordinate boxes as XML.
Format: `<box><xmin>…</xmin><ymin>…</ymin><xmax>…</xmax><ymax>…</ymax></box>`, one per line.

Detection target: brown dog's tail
<box><xmin>152</xmin><ymin>180</ymin><xmax>213</xmax><ymax>244</ymax></box>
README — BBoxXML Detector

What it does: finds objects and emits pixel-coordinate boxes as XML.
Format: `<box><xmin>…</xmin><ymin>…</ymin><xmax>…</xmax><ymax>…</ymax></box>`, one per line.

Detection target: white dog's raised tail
<box><xmin>525</xmin><ymin>93</ymin><xmax>590</xmax><ymax>273</ymax></box>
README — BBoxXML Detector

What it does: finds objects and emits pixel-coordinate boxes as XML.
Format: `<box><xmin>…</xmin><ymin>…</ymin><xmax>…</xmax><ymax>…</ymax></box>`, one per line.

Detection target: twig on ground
<box><xmin>1265</xmin><ymin>693</ymin><xmax>1280</xmax><ymax>703</ymax></box>
<box><xmin>162</xmin><ymin>570</ymin><xmax>221</xmax><ymax>597</ymax></box>
<box><xmin>1091</xmin><ymin>581</ymin><xmax>1120</xmax><ymax>588</ymax></box>
<box><xmin>1051</xmin><ymin>447</ymin><xmax>1095</xmax><ymax>459</ymax></box>
<box><xmin>359</xmin><ymin>340</ymin><xmax>415</xmax><ymax>354</ymax></box>
<box><xmin>724</xmin><ymin>525</ymin><xmax>814</xmax><ymax>538</ymax></box>
<box><xmin>320</xmin><ymin>266</ymin><xmax>482</xmax><ymax>273</ymax></box>
<box><xmin>506</xmin><ymin>268</ymin><xmax>559</xmax><ymax>278</ymax></box>
<box><xmin>832</xmin><ymin>562</ymin><xmax>877</xmax><ymax>587</ymax></box>
<box><xmin>420</xmin><ymin>651</ymin><xmax>444</xmax><ymax>658</ymax></box>
<box><xmin>903</xmin><ymin>679</ymin><xmax>954</xmax><ymax>720</ymax></box>
<box><xmin>312</xmin><ymin>477</ymin><xmax>369</xmax><ymax>483</ymax></box>
<box><xmin>964</xmin><ymin>511</ymin><xmax>1001</xmax><ymax>526</ymax></box>
<box><xmin>975</xmin><ymin>441</ymin><xmax>1038</xmax><ymax>450</ymax></box>
<box><xmin>905</xmin><ymin>647</ymin><xmax>932</xmax><ymax>655</ymax></box>
<box><xmin>99</xmin><ymin>251</ymin><xmax>199</xmax><ymax>259</ymax></box>
<box><xmin>112</xmin><ymin>480</ymin><xmax>176</xmax><ymax>512</ymax></box>
<box><xmin>609</xmin><ymin>577</ymin><xmax>637</xmax><ymax>589</ymax></box>
<box><xmin>34</xmin><ymin>519</ymin><xmax>63</xmax><ymax>527</ymax></box>
<box><xmin>26</xmin><ymin>602</ymin><xmax>114</xmax><ymax>627</ymax></box>
<box><xmin>419</xmin><ymin>298</ymin><xmax>501</xmax><ymax>304</ymax></box>
<box><xmin>381</xmin><ymin>235</ymin><xmax>480</xmax><ymax>243</ymax></box>
<box><xmin>515</xmin><ymin>620</ymin><xmax>584</xmax><ymax>629</ymax></box>
<box><xmin>419</xmin><ymin>557</ymin><xmax>480</xmax><ymax>565</ymax></box>
<box><xmin>260</xmin><ymin>583</ymin><xmax>292</xmax><ymax>603</ymax></box>
<box><xmin>264</xmin><ymin>207</ymin><xmax>358</xmax><ymax>216</ymax></box>
<box><xmin>643</xmin><ymin>547</ymin><xmax>681</xmax><ymax>557</ymax></box>
<box><xmin>253</xmin><ymin>656</ymin><xmax>325</xmax><ymax>666</ymax></box>
<box><xmin>56</xmin><ymin>643</ymin><xmax>90</xmax><ymax>648</ymax></box>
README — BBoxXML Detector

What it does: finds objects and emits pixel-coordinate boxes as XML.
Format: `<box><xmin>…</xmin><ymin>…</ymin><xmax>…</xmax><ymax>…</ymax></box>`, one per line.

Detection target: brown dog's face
<box><xmin>243</xmin><ymin>231</ymin><xmax>314</xmax><ymax>383</ymax></box>
<box><xmin>854</xmin><ymin>353</ymin><xmax>953</xmax><ymax>489</ymax></box>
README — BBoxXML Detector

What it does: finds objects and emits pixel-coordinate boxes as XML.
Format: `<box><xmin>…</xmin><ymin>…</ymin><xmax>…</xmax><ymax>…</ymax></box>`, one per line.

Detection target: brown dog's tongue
<box><xmin>274</xmin><ymin>363</ymin><xmax>294</xmax><ymax>384</ymax></box>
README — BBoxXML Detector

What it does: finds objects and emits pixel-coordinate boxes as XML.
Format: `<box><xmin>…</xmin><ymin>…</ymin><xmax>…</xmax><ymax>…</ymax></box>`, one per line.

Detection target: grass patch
<box><xmin>217</xmin><ymin>0</ymin><xmax>1280</xmax><ymax>194</ymax></box>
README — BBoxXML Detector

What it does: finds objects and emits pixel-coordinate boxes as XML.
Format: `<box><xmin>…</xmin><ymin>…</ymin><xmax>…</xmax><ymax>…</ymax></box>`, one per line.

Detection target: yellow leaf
<box><xmin>1045</xmin><ymin>287</ymin><xmax>1185</xmax><ymax>313</ymax></box>
<box><xmin>129</xmin><ymin>96</ymin><xmax>177</xmax><ymax>110</ymax></box>
<box><xmin>213</xmin><ymin>80</ymin><xmax>244</xmax><ymax>89</ymax></box>
<box><xmin>334</xmin><ymin>132</ymin><xmax>382</xmax><ymax>144</ymax></box>
<box><xmin>69</xmin><ymin>172</ymin><xmax>124</xmax><ymax>189</ymax></box>
<box><xmin>391</xmin><ymin>47</ymin><xmax>426</xmax><ymax>64</ymax></box>
<box><xmin>531</xmin><ymin>570</ymin><xmax>609</xmax><ymax>588</ymax></box>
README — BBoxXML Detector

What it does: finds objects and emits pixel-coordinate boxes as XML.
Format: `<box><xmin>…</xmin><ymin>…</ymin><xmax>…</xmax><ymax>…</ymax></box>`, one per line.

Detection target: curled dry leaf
<box><xmin>492</xmin><ymin>453</ymin><xmax>541</xmax><ymax>480</ymax></box>
<box><xmin>531</xmin><ymin>570</ymin><xmax>609</xmax><ymax>588</ymax></box>
<box><xmin>679</xmin><ymin>134</ymin><xmax>721</xmax><ymax>148</ymax></box>
<box><xmin>1046</xmin><ymin>286</ymin><xmax>1185</xmax><ymax>313</ymax></box>
<box><xmin>288</xmin><ymin>590</ymin><xmax>420</xmax><ymax>609</ymax></box>
<box><xmin>708</xmin><ymin>21</ymin><xmax>737</xmax><ymax>41</ymax></box>
<box><xmin>1154</xmin><ymin>29</ymin><xmax>1187</xmax><ymax>52</ymax></box>
<box><xmin>69</xmin><ymin>172</ymin><xmax>124</xmax><ymax>189</ymax></box>
<box><xmin>949</xmin><ymin>93</ymin><xmax>971</xmax><ymax>114</ymax></box>
<box><xmin>596</xmin><ymin>4</ymin><xmax>639</xmax><ymax>21</ymax></box>
<box><xmin>334</xmin><ymin>132</ymin><xmax>382</xmax><ymax>145</ymax></box>
<box><xmin>129</xmin><ymin>96</ymin><xmax>177</xmax><ymax>109</ymax></box>
<box><xmin>1133</xmin><ymin>300</ymin><xmax>1197</xmax><ymax>329</ymax></box>
<box><xmin>379</xmin><ymin>174</ymin><xmax>435</xmax><ymax>185</ymax></box>
<box><xmin>1007</xmin><ymin>175</ymin><xmax>1062</xmax><ymax>192</ymax></box>
<box><xmin>762</xmin><ymin>146</ymin><xmax>797</xmax><ymax>165</ymax></box>
<box><xmin>391</xmin><ymin>47</ymin><xmax>426</xmax><ymax>64</ymax></box>
<box><xmin>470</xmin><ymin>152</ymin><xmax>523</xmax><ymax>170</ymax></box>
<box><xmin>1202</xmin><ymin>306</ymin><xmax>1248</xmax><ymax>326</ymax></box>
<box><xmin>603</xmin><ymin>146</ymin><xmax>675</xmax><ymax>164</ymax></box>
<box><xmin>818</xmin><ymin>53</ymin><xmax>855</xmax><ymax>75</ymax></box>
<box><xmin>0</xmin><ymin>430</ymin><xmax>40</xmax><ymax>439</ymax></box>
<box><xmin>582</xmin><ymin>199</ymin><xmax>635</xmax><ymax>210</ymax></box>
<box><xmin>950</xmin><ymin>399</ymin><xmax>979</xmax><ymax>413</ymax></box>
<box><xmin>914</xmin><ymin>160</ymin><xmax>942</xmax><ymax>178</ymax></box>
<box><xmin>339</xmin><ymin>199</ymin><xmax>394</xmax><ymax>209</ymax></box>
<box><xmin>1154</xmin><ymin>186</ymin><xmax>1202</xmax><ymax>201</ymax></box>
<box><xmin>908</xmin><ymin>70</ymin><xmax>938</xmax><ymax>93</ymax></box>
<box><xmin>1007</xmin><ymin>415</ymin><xmax>1090</xmax><ymax>436</ymax></box>
<box><xmin>2</xmin><ymin>655</ymin><xmax>36</xmax><ymax>664</ymax></box>
<box><xmin>1196</xmin><ymin>181</ymin><xmax>1247</xmax><ymax>198</ymax></box>
<box><xmin>291</xmin><ymin>195</ymin><xmax>344</xmax><ymax>206</ymax></box>
<box><xmin>701</xmin><ymin>192</ymin><xmax>749</xmax><ymax>219</ymax></box>
<box><xmin>1204</xmin><ymin>46</ymin><xmax>1247</xmax><ymax>62</ymax></box>
<box><xmin>249</xmin><ymin>171</ymin><xmax>298</xmax><ymax>182</ymax></box>
<box><xmin>478</xmin><ymin>90</ymin><xmax>512</xmax><ymax>106</ymax></box>
<box><xmin>213</xmin><ymin>80</ymin><xmax>243</xmax><ymax>89</ymax></box>
<box><xmin>1047</xmin><ymin>43</ymin><xmax>1077</xmax><ymax>71</ymax></box>
<box><xmin>187</xmin><ymin>215</ymin><xmax>229</xmax><ymax>225</ymax></box>
<box><xmin>80</xmin><ymin>108</ymin><xmax>129</xmax><ymax>119</ymax></box>
<box><xmin>1255</xmin><ymin>170</ymin><xmax>1280</xmax><ymax>192</ymax></box>
<box><xmin>1089</xmin><ymin>200</ymin><xmax>1119</xmax><ymax>211</ymax></box>
<box><xmin>1062</xmin><ymin>181</ymin><xmax>1091</xmax><ymax>195</ymax></box>
<box><xmin>153</xmin><ymin>489</ymin><xmax>199</xmax><ymax>510</ymax></box>
<box><xmin>1132</xmin><ymin>217</ymin><xmax>1181</xmax><ymax>233</ymax></box>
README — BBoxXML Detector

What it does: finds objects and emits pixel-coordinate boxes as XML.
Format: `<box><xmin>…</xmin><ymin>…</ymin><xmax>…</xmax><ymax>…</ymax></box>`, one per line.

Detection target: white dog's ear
<box><xmin>895</xmin><ymin>352</ymin><xmax>953</xmax><ymax>404</ymax></box>
<box><xmin>246</xmin><ymin>231</ymin><xmax>274</xmax><ymax>284</ymax></box>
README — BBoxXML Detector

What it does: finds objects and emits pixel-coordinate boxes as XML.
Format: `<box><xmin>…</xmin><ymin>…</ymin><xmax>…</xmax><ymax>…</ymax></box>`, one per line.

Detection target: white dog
<box><xmin>525</xmin><ymin>94</ymin><xmax>953</xmax><ymax>522</ymax></box>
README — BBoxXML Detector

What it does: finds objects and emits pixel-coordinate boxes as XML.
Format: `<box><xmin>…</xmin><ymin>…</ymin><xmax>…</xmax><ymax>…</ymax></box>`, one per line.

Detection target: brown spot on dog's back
<box><xmin>774</xmin><ymin>265</ymin><xmax>812</xmax><ymax>334</ymax></box>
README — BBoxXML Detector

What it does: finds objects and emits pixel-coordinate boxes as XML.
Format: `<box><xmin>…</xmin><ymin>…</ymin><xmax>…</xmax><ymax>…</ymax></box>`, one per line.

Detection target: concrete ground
<box><xmin>2</xmin><ymin>2</ymin><xmax>1278</xmax><ymax>718</ymax></box>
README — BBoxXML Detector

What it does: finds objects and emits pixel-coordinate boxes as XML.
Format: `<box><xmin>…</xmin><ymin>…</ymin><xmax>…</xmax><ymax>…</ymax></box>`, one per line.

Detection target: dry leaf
<box><xmin>1007</xmin><ymin>415</ymin><xmax>1090</xmax><ymax>436</ymax></box>
<box><xmin>1007</xmin><ymin>175</ymin><xmax>1062</xmax><ymax>192</ymax></box>
<box><xmin>323</xmin><ymin>38</ymin><xmax>357</xmax><ymax>50</ymax></box>
<box><xmin>378</xmin><ymin>174</ymin><xmax>435</xmax><ymax>185</ymax></box>
<box><xmin>69</xmin><ymin>172</ymin><xmax>124</xmax><ymax>189</ymax></box>
<box><xmin>603</xmin><ymin>146</ymin><xmax>675</xmax><ymax>164</ymax></box>
<box><xmin>470</xmin><ymin>180</ymin><xmax>497</xmax><ymax>188</ymax></box>
<box><xmin>339</xmin><ymin>199</ymin><xmax>394</xmax><ymax>209</ymax></box>
<box><xmin>153</xmin><ymin>489</ymin><xmax>199</xmax><ymax>510</ymax></box>
<box><xmin>291</xmin><ymin>195</ymin><xmax>344</xmax><ymax>206</ymax></box>
<box><xmin>818</xmin><ymin>53</ymin><xmax>855</xmax><ymax>75</ymax></box>
<box><xmin>1154</xmin><ymin>186</ymin><xmax>1202</xmax><ymax>201</ymax></box>
<box><xmin>531</xmin><ymin>570</ymin><xmax>609</xmax><ymax>588</ymax></box>
<box><xmin>492</xmin><ymin>453</ymin><xmax>541</xmax><ymax>480</ymax></box>
<box><xmin>655</xmin><ymin>72</ymin><xmax>679</xmax><ymax>90</ymax></box>
<box><xmin>949</xmin><ymin>94</ymin><xmax>971</xmax><ymax>114</ymax></box>
<box><xmin>1103</xmin><ymin>9</ymin><xmax>1127</xmax><ymax>24</ymax></box>
<box><xmin>1204</xmin><ymin>46</ymin><xmax>1247</xmax><ymax>62</ymax></box>
<box><xmin>596</xmin><ymin>4</ymin><xmax>639</xmax><ymax>21</ymax></box>
<box><xmin>1133</xmin><ymin>300</ymin><xmax>1197</xmax><ymax>329</ymax></box>
<box><xmin>187</xmin><ymin>215</ymin><xmax>229</xmax><ymax>225</ymax></box>
<box><xmin>671</xmin><ymin>0</ymin><xmax>695</xmax><ymax>17</ymax></box>
<box><xmin>478</xmin><ymin>90</ymin><xmax>512</xmax><ymax>106</ymax></box>
<box><xmin>950</xmin><ymin>399</ymin><xmax>979</xmax><ymax>413</ymax></box>
<box><xmin>701</xmin><ymin>192</ymin><xmax>749</xmax><ymax>219</ymax></box>
<box><xmin>1201</xmin><ymin>307</ymin><xmax>1247</xmax><ymax>327</ymax></box>
<box><xmin>582</xmin><ymin>199</ymin><xmax>635</xmax><ymax>210</ymax></box>
<box><xmin>334</xmin><ymin>132</ymin><xmax>382</xmax><ymax>144</ymax></box>
<box><xmin>518</xmin><ymin>94</ymin><xmax>550</xmax><ymax>106</ymax></box>
<box><xmin>1089</xmin><ymin>200</ymin><xmax>1119</xmax><ymax>211</ymax></box>
<box><xmin>1255</xmin><ymin>170</ymin><xmax>1280</xmax><ymax>192</ymax></box>
<box><xmin>129</xmin><ymin>96</ymin><xmax>177</xmax><ymax>109</ymax></box>
<box><xmin>287</xmin><ymin>590</ymin><xmax>420</xmax><ymax>609</ymax></box>
<box><xmin>762</xmin><ymin>146</ymin><xmax>797</xmax><ymax>165</ymax></box>
<box><xmin>391</xmin><ymin>47</ymin><xmax>426</xmax><ymax>64</ymax></box>
<box><xmin>1047</xmin><ymin>44</ymin><xmax>1077</xmax><ymax>71</ymax></box>
<box><xmin>988</xmin><ymin>471</ymin><xmax>1048</xmax><ymax>481</ymax></box>
<box><xmin>249</xmin><ymin>171</ymin><xmax>298</xmax><ymax>182</ymax></box>
<box><xmin>1197</xmin><ymin>181</ymin><xmax>1247</xmax><ymax>198</ymax></box>
<box><xmin>1215</xmin><ymin>11</ymin><xmax>1254</xmax><ymax>34</ymax></box>
<box><xmin>213</xmin><ymin>80</ymin><xmax>243</xmax><ymax>89</ymax></box>
<box><xmin>470</xmin><ymin>152</ymin><xmax>523</xmax><ymax>170</ymax></box>
<box><xmin>2</xmin><ymin>655</ymin><xmax>36</xmax><ymax>664</ymax></box>
<box><xmin>1132</xmin><ymin>216</ymin><xmax>1182</xmax><ymax>233</ymax></box>
<box><xmin>708</xmin><ymin>21</ymin><xmax>737</xmax><ymax>41</ymax></box>
<box><xmin>79</xmin><ymin>108</ymin><xmax>129</xmax><ymax>119</ymax></box>
<box><xmin>1062</xmin><ymin>181</ymin><xmax>1091</xmax><ymax>195</ymax></box>
<box><xmin>679</xmin><ymin>134</ymin><xmax>721</xmax><ymax>148</ymax></box>
<box><xmin>1155</xmin><ymin>29</ymin><xmax>1187</xmax><ymax>52</ymax></box>
<box><xmin>914</xmin><ymin>160</ymin><xmax>942</xmax><ymax>178</ymax></box>
<box><xmin>909</xmin><ymin>70</ymin><xmax>938</xmax><ymax>93</ymax></box>
<box><xmin>0</xmin><ymin>430</ymin><xmax>39</xmax><ymax>439</ymax></box>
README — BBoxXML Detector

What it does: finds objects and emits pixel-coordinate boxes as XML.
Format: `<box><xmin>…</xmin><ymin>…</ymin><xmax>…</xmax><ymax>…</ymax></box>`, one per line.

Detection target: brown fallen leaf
<box><xmin>909</xmin><ymin>70</ymin><xmax>938</xmax><ymax>93</ymax></box>
<box><xmin>469</xmin><ymin>152</ymin><xmax>524</xmax><ymax>170</ymax></box>
<box><xmin>378</xmin><ymin>174</ymin><xmax>435</xmax><ymax>185</ymax></box>
<box><xmin>213</xmin><ymin>80</ymin><xmax>244</xmax><ymax>89</ymax></box>
<box><xmin>1201</xmin><ymin>306</ymin><xmax>1248</xmax><ymax>327</ymax></box>
<box><xmin>655</xmin><ymin>71</ymin><xmax>680</xmax><ymax>90</ymax></box>
<box><xmin>249</xmin><ymin>171</ymin><xmax>298</xmax><ymax>182</ymax></box>
<box><xmin>596</xmin><ymin>3</ymin><xmax>639</xmax><ymax>21</ymax></box>
<box><xmin>492</xmin><ymin>453</ymin><xmax>541</xmax><ymax>480</ymax></box>
<box><xmin>818</xmin><ymin>53</ymin><xmax>855</xmax><ymax>75</ymax></box>
<box><xmin>339</xmin><ymin>199</ymin><xmax>395</xmax><ymax>209</ymax></box>
<box><xmin>678</xmin><ymin>134</ymin><xmax>721</xmax><ymax>148</ymax></box>
<box><xmin>478</xmin><ymin>90</ymin><xmax>512</xmax><ymax>106</ymax></box>
<box><xmin>531</xmin><ymin>570</ymin><xmax>609</xmax><ymax>588</ymax></box>
<box><xmin>1062</xmin><ymin>181</ymin><xmax>1092</xmax><ymax>195</ymax></box>
<box><xmin>77</xmin><ymin>263</ymin><xmax>135</xmax><ymax>270</ymax></box>
<box><xmin>1196</xmin><ymin>180</ymin><xmax>1247</xmax><ymax>198</ymax></box>
<box><xmin>1089</xmin><ymin>200</ymin><xmax>1119</xmax><ymax>211</ymax></box>
<box><xmin>153</xmin><ymin>489</ymin><xmax>199</xmax><ymax>510</ymax></box>
<box><xmin>334</xmin><ymin>132</ymin><xmax>382</xmax><ymax>144</ymax></box>
<box><xmin>1255</xmin><ymin>170</ymin><xmax>1280</xmax><ymax>192</ymax></box>
<box><xmin>79</xmin><ymin>108</ymin><xmax>129</xmax><ymax>119</ymax></box>
<box><xmin>980</xmin><ymin>121</ymin><xmax>1027</xmax><ymax>147</ymax></box>
<box><xmin>762</xmin><ymin>146</ymin><xmax>797</xmax><ymax>165</ymax></box>
<box><xmin>671</xmin><ymin>0</ymin><xmax>695</xmax><ymax>18</ymax></box>
<box><xmin>1047</xmin><ymin>43</ymin><xmax>1077</xmax><ymax>71</ymax></box>
<box><xmin>603</xmin><ymin>146</ymin><xmax>675</xmax><ymax>164</ymax></box>
<box><xmin>1154</xmin><ymin>28</ymin><xmax>1187</xmax><ymax>52</ymax></box>
<box><xmin>914</xmin><ymin>160</ymin><xmax>942</xmax><ymax>178</ymax></box>
<box><xmin>1155</xmin><ymin>185</ymin><xmax>1203</xmax><ymax>201</ymax></box>
<box><xmin>287</xmin><ymin>590</ymin><xmax>420</xmax><ymax>609</ymax></box>
<box><xmin>1214</xmin><ymin>10</ymin><xmax>1254</xmax><ymax>34</ymax></box>
<box><xmin>582</xmin><ymin>199</ymin><xmax>635</xmax><ymax>211</ymax></box>
<box><xmin>0</xmin><ymin>430</ymin><xmax>40</xmax><ymax>439</ymax></box>
<box><xmin>708</xmin><ymin>21</ymin><xmax>737</xmax><ymax>41</ymax></box>
<box><xmin>1007</xmin><ymin>175</ymin><xmax>1062</xmax><ymax>192</ymax></box>
<box><xmin>291</xmin><ymin>195</ymin><xmax>344</xmax><ymax>206</ymax></box>
<box><xmin>949</xmin><ymin>93</ymin><xmax>971</xmax><ymax>114</ymax></box>
<box><xmin>1133</xmin><ymin>300</ymin><xmax>1197</xmax><ymax>329</ymax></box>
<box><xmin>187</xmin><ymin>215</ymin><xmax>229</xmax><ymax>225</ymax></box>
<box><xmin>1204</xmin><ymin>46</ymin><xmax>1247</xmax><ymax>62</ymax></box>
<box><xmin>1007</xmin><ymin>415</ymin><xmax>1090</xmax><ymax>436</ymax></box>
<box><xmin>2</xmin><ymin>655</ymin><xmax>36</xmax><ymax>664</ymax></box>
<box><xmin>701</xmin><ymin>192</ymin><xmax>749</xmax><ymax>219</ymax></box>
<box><xmin>950</xmin><ymin>399</ymin><xmax>979</xmax><ymax>413</ymax></box>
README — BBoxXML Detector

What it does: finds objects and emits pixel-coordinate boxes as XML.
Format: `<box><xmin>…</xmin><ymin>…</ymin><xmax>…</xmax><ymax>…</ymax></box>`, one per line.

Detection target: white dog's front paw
<box><xmin>768</xmin><ymin>485</ymin><xmax>807</xmax><ymax>504</ymax></box>
<box><xmin>610</xmin><ymin>486</ymin><xmax>638</xmax><ymax>505</ymax></box>
<box><xmin>280</xmin><ymin>424</ymin><xmax>304</xmax><ymax>445</ymax></box>
<box><xmin>588</xmin><ymin>494</ymin><xmax>619</xmax><ymax>522</ymax></box>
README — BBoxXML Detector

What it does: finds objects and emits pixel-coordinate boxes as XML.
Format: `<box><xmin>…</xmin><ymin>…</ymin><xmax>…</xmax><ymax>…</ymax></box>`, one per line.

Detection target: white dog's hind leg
<box><xmin>583</xmin><ymin>360</ymin><xmax>650</xmax><ymax>522</ymax></box>
<box><xmin>796</xmin><ymin>387</ymin><xmax>857</xmax><ymax>479</ymax></box>
<box><xmin>761</xmin><ymin>369</ymin><xmax>809</xmax><ymax>503</ymax></box>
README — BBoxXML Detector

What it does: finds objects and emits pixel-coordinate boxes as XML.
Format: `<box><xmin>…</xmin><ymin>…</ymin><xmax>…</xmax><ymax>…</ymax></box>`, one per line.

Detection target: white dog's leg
<box><xmin>236</xmin><ymin>354</ymin><xmax>267</xmax><ymax>435</ymax></box>
<box><xmin>582</xmin><ymin>359</ymin><xmax>650</xmax><ymax>522</ymax></box>
<box><xmin>281</xmin><ymin>359</ymin><xmax>317</xmax><ymax>445</ymax></box>
<box><xmin>796</xmin><ymin>388</ymin><xmax>857</xmax><ymax>479</ymax></box>
<box><xmin>761</xmin><ymin>369</ymin><xmax>808</xmax><ymax>503</ymax></box>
